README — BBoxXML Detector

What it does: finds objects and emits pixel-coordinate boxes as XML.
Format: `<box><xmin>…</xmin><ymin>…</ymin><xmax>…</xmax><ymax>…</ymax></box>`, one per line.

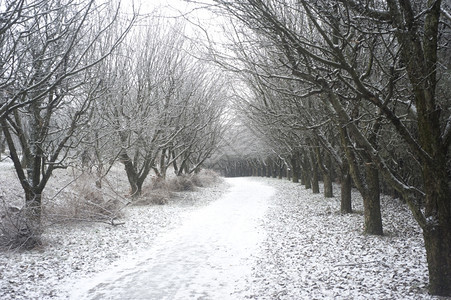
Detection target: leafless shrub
<box><xmin>190</xmin><ymin>169</ymin><xmax>222</xmax><ymax>187</ymax></box>
<box><xmin>0</xmin><ymin>200</ymin><xmax>41</xmax><ymax>250</ymax></box>
<box><xmin>132</xmin><ymin>170</ymin><xmax>223</xmax><ymax>206</ymax></box>
<box><xmin>168</xmin><ymin>175</ymin><xmax>196</xmax><ymax>192</ymax></box>
<box><xmin>150</xmin><ymin>176</ymin><xmax>169</xmax><ymax>190</ymax></box>
<box><xmin>135</xmin><ymin>188</ymin><xmax>170</xmax><ymax>205</ymax></box>
<box><xmin>44</xmin><ymin>174</ymin><xmax>126</xmax><ymax>225</ymax></box>
<box><xmin>190</xmin><ymin>174</ymin><xmax>204</xmax><ymax>187</ymax></box>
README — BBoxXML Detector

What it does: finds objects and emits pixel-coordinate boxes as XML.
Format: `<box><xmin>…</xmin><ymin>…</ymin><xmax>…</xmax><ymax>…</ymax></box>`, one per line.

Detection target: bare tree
<box><xmin>93</xmin><ymin>13</ymin><xmax>228</xmax><ymax>196</ymax></box>
<box><xmin>0</xmin><ymin>0</ymin><xmax>135</xmax><ymax>247</ymax></box>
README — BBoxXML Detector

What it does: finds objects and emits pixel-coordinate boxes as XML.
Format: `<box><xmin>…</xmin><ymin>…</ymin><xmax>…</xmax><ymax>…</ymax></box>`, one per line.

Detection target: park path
<box><xmin>70</xmin><ymin>178</ymin><xmax>275</xmax><ymax>299</ymax></box>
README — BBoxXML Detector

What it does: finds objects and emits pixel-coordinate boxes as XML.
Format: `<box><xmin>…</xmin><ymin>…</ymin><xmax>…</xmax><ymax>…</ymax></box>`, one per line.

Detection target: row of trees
<box><xmin>201</xmin><ymin>0</ymin><xmax>450</xmax><ymax>296</ymax></box>
<box><xmin>83</xmin><ymin>16</ymin><xmax>228</xmax><ymax>197</ymax></box>
<box><xmin>0</xmin><ymin>1</ymin><xmax>227</xmax><ymax>248</ymax></box>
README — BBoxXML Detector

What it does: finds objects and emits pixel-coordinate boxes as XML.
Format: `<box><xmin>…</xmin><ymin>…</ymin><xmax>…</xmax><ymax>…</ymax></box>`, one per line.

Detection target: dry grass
<box><xmin>0</xmin><ymin>199</ymin><xmax>41</xmax><ymax>250</ymax></box>
<box><xmin>190</xmin><ymin>169</ymin><xmax>222</xmax><ymax>187</ymax></box>
<box><xmin>136</xmin><ymin>189</ymin><xmax>170</xmax><ymax>205</ymax></box>
<box><xmin>43</xmin><ymin>173</ymin><xmax>127</xmax><ymax>225</ymax></box>
<box><xmin>132</xmin><ymin>169</ymin><xmax>222</xmax><ymax>206</ymax></box>
<box><xmin>167</xmin><ymin>175</ymin><xmax>196</xmax><ymax>192</ymax></box>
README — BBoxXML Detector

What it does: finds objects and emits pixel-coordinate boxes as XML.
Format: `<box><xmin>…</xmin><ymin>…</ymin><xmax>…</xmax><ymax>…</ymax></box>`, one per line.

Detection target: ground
<box><xmin>246</xmin><ymin>178</ymin><xmax>435</xmax><ymax>299</ymax></box>
<box><xmin>0</xmin><ymin>161</ymin><xmax>448</xmax><ymax>299</ymax></box>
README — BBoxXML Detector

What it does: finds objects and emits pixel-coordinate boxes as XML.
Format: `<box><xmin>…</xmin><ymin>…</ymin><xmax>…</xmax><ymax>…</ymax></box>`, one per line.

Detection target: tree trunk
<box><xmin>0</xmin><ymin>129</ymin><xmax>5</xmax><ymax>154</ymax></box>
<box><xmin>422</xmin><ymin>150</ymin><xmax>451</xmax><ymax>295</ymax></box>
<box><xmin>159</xmin><ymin>148</ymin><xmax>167</xmax><ymax>179</ymax></box>
<box><xmin>95</xmin><ymin>162</ymin><xmax>104</xmax><ymax>188</ymax></box>
<box><xmin>323</xmin><ymin>172</ymin><xmax>333</xmax><ymax>198</ymax></box>
<box><xmin>303</xmin><ymin>156</ymin><xmax>311</xmax><ymax>189</ymax></box>
<box><xmin>363</xmin><ymin>162</ymin><xmax>383</xmax><ymax>235</ymax></box>
<box><xmin>423</xmin><ymin>224</ymin><xmax>451</xmax><ymax>296</ymax></box>
<box><xmin>119</xmin><ymin>150</ymin><xmax>140</xmax><ymax>197</ymax></box>
<box><xmin>21</xmin><ymin>188</ymin><xmax>43</xmax><ymax>248</ymax></box>
<box><xmin>324</xmin><ymin>155</ymin><xmax>334</xmax><ymax>198</ymax></box>
<box><xmin>340</xmin><ymin>168</ymin><xmax>352</xmax><ymax>214</ymax></box>
<box><xmin>310</xmin><ymin>152</ymin><xmax>320</xmax><ymax>194</ymax></box>
<box><xmin>313</xmin><ymin>144</ymin><xmax>334</xmax><ymax>198</ymax></box>
<box><xmin>25</xmin><ymin>189</ymin><xmax>42</xmax><ymax>228</ymax></box>
<box><xmin>136</xmin><ymin>181</ymin><xmax>143</xmax><ymax>197</ymax></box>
<box><xmin>278</xmin><ymin>163</ymin><xmax>283</xmax><ymax>179</ymax></box>
<box><xmin>311</xmin><ymin>169</ymin><xmax>319</xmax><ymax>193</ymax></box>
<box><xmin>266</xmin><ymin>160</ymin><xmax>272</xmax><ymax>177</ymax></box>
<box><xmin>171</xmin><ymin>151</ymin><xmax>179</xmax><ymax>175</ymax></box>
<box><xmin>127</xmin><ymin>172</ymin><xmax>140</xmax><ymax>197</ymax></box>
<box><xmin>290</xmin><ymin>154</ymin><xmax>299</xmax><ymax>183</ymax></box>
<box><xmin>339</xmin><ymin>126</ymin><xmax>382</xmax><ymax>234</ymax></box>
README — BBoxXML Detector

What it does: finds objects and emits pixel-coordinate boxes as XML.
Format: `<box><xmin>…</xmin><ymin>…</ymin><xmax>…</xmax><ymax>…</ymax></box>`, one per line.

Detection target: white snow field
<box><xmin>0</xmin><ymin>170</ymin><xmax>447</xmax><ymax>299</ymax></box>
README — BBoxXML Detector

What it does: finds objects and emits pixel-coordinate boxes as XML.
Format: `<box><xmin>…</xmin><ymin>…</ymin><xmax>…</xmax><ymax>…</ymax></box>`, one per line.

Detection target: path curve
<box><xmin>70</xmin><ymin>178</ymin><xmax>275</xmax><ymax>299</ymax></box>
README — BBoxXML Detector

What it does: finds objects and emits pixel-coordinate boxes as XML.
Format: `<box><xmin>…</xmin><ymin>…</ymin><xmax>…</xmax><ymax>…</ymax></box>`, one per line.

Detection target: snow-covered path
<box><xmin>70</xmin><ymin>178</ymin><xmax>275</xmax><ymax>299</ymax></box>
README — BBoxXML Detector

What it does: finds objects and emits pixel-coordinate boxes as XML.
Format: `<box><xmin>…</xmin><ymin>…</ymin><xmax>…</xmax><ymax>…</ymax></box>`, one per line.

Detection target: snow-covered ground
<box><xmin>69</xmin><ymin>178</ymin><xmax>275</xmax><ymax>299</ymax></box>
<box><xmin>0</xmin><ymin>159</ymin><xmax>229</xmax><ymax>299</ymax></box>
<box><xmin>0</xmin><ymin>164</ymin><xmax>447</xmax><ymax>299</ymax></box>
<box><xmin>243</xmin><ymin>178</ymin><xmax>438</xmax><ymax>299</ymax></box>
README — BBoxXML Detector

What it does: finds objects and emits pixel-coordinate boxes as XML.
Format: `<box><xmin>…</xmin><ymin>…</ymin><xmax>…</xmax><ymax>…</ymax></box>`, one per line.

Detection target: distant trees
<box><xmin>92</xmin><ymin>17</ymin><xmax>228</xmax><ymax>197</ymax></box>
<box><xmin>201</xmin><ymin>0</ymin><xmax>450</xmax><ymax>295</ymax></box>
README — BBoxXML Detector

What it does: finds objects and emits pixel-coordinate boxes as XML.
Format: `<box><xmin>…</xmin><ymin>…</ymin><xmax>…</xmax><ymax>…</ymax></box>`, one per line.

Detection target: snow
<box><xmin>0</xmin><ymin>164</ymin><xmax>446</xmax><ymax>299</ymax></box>
<box><xmin>243</xmin><ymin>178</ymin><xmax>437</xmax><ymax>300</ymax></box>
<box><xmin>68</xmin><ymin>178</ymin><xmax>275</xmax><ymax>299</ymax></box>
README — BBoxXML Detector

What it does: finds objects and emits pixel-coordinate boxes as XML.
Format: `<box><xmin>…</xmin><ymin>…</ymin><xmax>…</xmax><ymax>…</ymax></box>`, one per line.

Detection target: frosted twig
<box><xmin>334</xmin><ymin>260</ymin><xmax>379</xmax><ymax>267</ymax></box>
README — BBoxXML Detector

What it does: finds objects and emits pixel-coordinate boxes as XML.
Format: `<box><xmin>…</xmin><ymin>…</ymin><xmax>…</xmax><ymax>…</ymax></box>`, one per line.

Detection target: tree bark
<box><xmin>159</xmin><ymin>148</ymin><xmax>167</xmax><ymax>179</ymax></box>
<box><xmin>310</xmin><ymin>150</ymin><xmax>320</xmax><ymax>194</ymax></box>
<box><xmin>340</xmin><ymin>167</ymin><xmax>352</xmax><ymax>214</ymax></box>
<box><xmin>266</xmin><ymin>160</ymin><xmax>272</xmax><ymax>177</ymax></box>
<box><xmin>271</xmin><ymin>160</ymin><xmax>277</xmax><ymax>178</ymax></box>
<box><xmin>0</xmin><ymin>129</ymin><xmax>5</xmax><ymax>154</ymax></box>
<box><xmin>119</xmin><ymin>149</ymin><xmax>140</xmax><ymax>197</ymax></box>
<box><xmin>24</xmin><ymin>188</ymin><xmax>42</xmax><ymax>236</ymax></box>
<box><xmin>423</xmin><ymin>224</ymin><xmax>451</xmax><ymax>296</ymax></box>
<box><xmin>323</xmin><ymin>171</ymin><xmax>333</xmax><ymax>198</ymax></box>
<box><xmin>302</xmin><ymin>156</ymin><xmax>311</xmax><ymax>189</ymax></box>
<box><xmin>278</xmin><ymin>162</ymin><xmax>284</xmax><ymax>179</ymax></box>
<box><xmin>314</xmin><ymin>145</ymin><xmax>334</xmax><ymax>198</ymax></box>
<box><xmin>363</xmin><ymin>162</ymin><xmax>383</xmax><ymax>235</ymax></box>
<box><xmin>290</xmin><ymin>154</ymin><xmax>299</xmax><ymax>183</ymax></box>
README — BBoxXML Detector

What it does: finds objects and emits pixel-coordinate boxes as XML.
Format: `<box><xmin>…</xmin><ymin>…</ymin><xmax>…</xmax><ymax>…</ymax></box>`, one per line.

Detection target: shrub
<box><xmin>168</xmin><ymin>175</ymin><xmax>195</xmax><ymax>192</ymax></box>
<box><xmin>0</xmin><ymin>203</ymin><xmax>41</xmax><ymax>250</ymax></box>
<box><xmin>190</xmin><ymin>174</ymin><xmax>204</xmax><ymax>187</ymax></box>
<box><xmin>150</xmin><ymin>176</ymin><xmax>168</xmax><ymax>190</ymax></box>
<box><xmin>44</xmin><ymin>173</ymin><xmax>125</xmax><ymax>224</ymax></box>
<box><xmin>132</xmin><ymin>170</ymin><xmax>223</xmax><ymax>206</ymax></box>
<box><xmin>191</xmin><ymin>169</ymin><xmax>222</xmax><ymax>187</ymax></box>
<box><xmin>135</xmin><ymin>188</ymin><xmax>170</xmax><ymax>205</ymax></box>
